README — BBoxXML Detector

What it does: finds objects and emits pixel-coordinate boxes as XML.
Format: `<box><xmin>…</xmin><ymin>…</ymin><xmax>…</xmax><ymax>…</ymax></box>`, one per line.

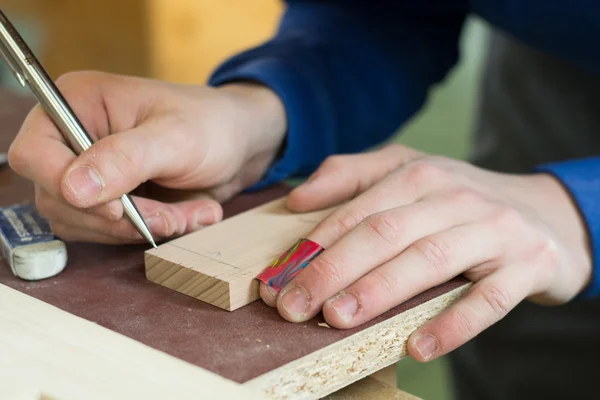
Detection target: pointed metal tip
<box><xmin>150</xmin><ymin>238</ymin><xmax>158</xmax><ymax>249</ymax></box>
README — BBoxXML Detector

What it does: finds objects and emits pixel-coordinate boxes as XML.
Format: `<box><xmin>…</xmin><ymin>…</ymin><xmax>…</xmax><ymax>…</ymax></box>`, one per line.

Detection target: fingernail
<box><xmin>195</xmin><ymin>206</ymin><xmax>217</xmax><ymax>227</ymax></box>
<box><xmin>280</xmin><ymin>286</ymin><xmax>310</xmax><ymax>320</ymax></box>
<box><xmin>66</xmin><ymin>165</ymin><xmax>103</xmax><ymax>205</ymax></box>
<box><xmin>414</xmin><ymin>333</ymin><xmax>438</xmax><ymax>360</ymax></box>
<box><xmin>147</xmin><ymin>213</ymin><xmax>169</xmax><ymax>237</ymax></box>
<box><xmin>329</xmin><ymin>292</ymin><xmax>359</xmax><ymax>323</ymax></box>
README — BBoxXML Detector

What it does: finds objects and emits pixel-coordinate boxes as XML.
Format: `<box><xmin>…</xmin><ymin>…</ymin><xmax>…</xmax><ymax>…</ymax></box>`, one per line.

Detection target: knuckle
<box><xmin>477</xmin><ymin>283</ymin><xmax>511</xmax><ymax>322</ymax></box>
<box><xmin>412</xmin><ymin>236</ymin><xmax>453</xmax><ymax>278</ymax></box>
<box><xmin>329</xmin><ymin>208</ymin><xmax>367</xmax><ymax>236</ymax></box>
<box><xmin>488</xmin><ymin>205</ymin><xmax>523</xmax><ymax>230</ymax></box>
<box><xmin>100</xmin><ymin>135</ymin><xmax>147</xmax><ymax>182</ymax></box>
<box><xmin>7</xmin><ymin>142</ymin><xmax>29</xmax><ymax>175</ymax></box>
<box><xmin>404</xmin><ymin>161</ymin><xmax>445</xmax><ymax>188</ymax></box>
<box><xmin>364</xmin><ymin>269</ymin><xmax>397</xmax><ymax>301</ymax></box>
<box><xmin>363</xmin><ymin>212</ymin><xmax>402</xmax><ymax>245</ymax></box>
<box><xmin>309</xmin><ymin>255</ymin><xmax>345</xmax><ymax>288</ymax></box>
<box><xmin>530</xmin><ymin>237</ymin><xmax>561</xmax><ymax>268</ymax></box>
<box><xmin>446</xmin><ymin>188</ymin><xmax>483</xmax><ymax>205</ymax></box>
<box><xmin>449</xmin><ymin>308</ymin><xmax>478</xmax><ymax>342</ymax></box>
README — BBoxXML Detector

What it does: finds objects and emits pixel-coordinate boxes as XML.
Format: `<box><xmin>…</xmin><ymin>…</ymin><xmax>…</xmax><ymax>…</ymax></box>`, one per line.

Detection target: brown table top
<box><xmin>0</xmin><ymin>89</ymin><xmax>466</xmax><ymax>383</ymax></box>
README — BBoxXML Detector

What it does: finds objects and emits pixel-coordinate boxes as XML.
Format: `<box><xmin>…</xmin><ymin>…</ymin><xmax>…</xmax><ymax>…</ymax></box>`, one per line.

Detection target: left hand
<box><xmin>259</xmin><ymin>144</ymin><xmax>592</xmax><ymax>362</ymax></box>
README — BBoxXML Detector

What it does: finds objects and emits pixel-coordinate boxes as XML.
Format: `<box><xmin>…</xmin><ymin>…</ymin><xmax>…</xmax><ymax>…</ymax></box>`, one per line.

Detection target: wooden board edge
<box><xmin>144</xmin><ymin>197</ymin><xmax>293</xmax><ymax>311</ymax></box>
<box><xmin>0</xmin><ymin>283</ymin><xmax>263</xmax><ymax>400</ymax></box>
<box><xmin>243</xmin><ymin>283</ymin><xmax>472</xmax><ymax>400</ymax></box>
<box><xmin>145</xmin><ymin>250</ymin><xmax>233</xmax><ymax>310</ymax></box>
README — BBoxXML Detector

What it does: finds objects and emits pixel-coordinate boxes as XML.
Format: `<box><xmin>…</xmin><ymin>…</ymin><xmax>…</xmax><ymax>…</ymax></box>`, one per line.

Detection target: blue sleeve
<box><xmin>208</xmin><ymin>1</ymin><xmax>468</xmax><ymax>189</ymax></box>
<box><xmin>534</xmin><ymin>157</ymin><xmax>600</xmax><ymax>299</ymax></box>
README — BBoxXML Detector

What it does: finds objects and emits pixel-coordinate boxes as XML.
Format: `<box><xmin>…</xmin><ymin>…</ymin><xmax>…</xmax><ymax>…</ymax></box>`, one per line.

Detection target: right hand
<box><xmin>8</xmin><ymin>71</ymin><xmax>287</xmax><ymax>244</ymax></box>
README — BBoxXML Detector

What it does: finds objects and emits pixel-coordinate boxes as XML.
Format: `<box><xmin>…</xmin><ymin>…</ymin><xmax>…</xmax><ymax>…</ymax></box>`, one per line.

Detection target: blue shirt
<box><xmin>208</xmin><ymin>0</ymin><xmax>600</xmax><ymax>298</ymax></box>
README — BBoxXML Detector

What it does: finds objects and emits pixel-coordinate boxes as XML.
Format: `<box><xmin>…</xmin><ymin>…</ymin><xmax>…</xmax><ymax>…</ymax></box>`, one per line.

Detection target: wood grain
<box><xmin>145</xmin><ymin>197</ymin><xmax>335</xmax><ymax>310</ymax></box>
<box><xmin>0</xmin><ymin>284</ymin><xmax>262</xmax><ymax>400</ymax></box>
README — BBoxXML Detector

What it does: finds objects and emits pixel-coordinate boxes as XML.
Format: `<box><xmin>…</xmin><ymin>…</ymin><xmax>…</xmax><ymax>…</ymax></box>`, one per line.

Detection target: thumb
<box><xmin>288</xmin><ymin>144</ymin><xmax>423</xmax><ymax>212</ymax></box>
<box><xmin>60</xmin><ymin>118</ymin><xmax>188</xmax><ymax>209</ymax></box>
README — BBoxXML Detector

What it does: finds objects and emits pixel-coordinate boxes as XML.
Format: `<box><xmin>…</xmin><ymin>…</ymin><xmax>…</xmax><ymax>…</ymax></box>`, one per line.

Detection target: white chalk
<box><xmin>0</xmin><ymin>204</ymin><xmax>67</xmax><ymax>280</ymax></box>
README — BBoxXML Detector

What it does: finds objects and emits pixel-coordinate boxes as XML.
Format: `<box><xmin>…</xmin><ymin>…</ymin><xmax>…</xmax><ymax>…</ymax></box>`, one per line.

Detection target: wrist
<box><xmin>524</xmin><ymin>173</ymin><xmax>593</xmax><ymax>292</ymax></box>
<box><xmin>219</xmin><ymin>82</ymin><xmax>287</xmax><ymax>163</ymax></box>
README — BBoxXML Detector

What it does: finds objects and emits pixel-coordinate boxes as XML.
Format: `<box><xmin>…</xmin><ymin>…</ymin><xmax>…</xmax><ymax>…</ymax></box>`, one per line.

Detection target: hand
<box><xmin>259</xmin><ymin>144</ymin><xmax>592</xmax><ymax>362</ymax></box>
<box><xmin>8</xmin><ymin>71</ymin><xmax>286</xmax><ymax>244</ymax></box>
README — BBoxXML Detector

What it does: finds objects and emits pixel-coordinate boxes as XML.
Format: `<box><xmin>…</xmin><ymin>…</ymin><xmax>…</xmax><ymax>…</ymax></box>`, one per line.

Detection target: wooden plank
<box><xmin>243</xmin><ymin>284</ymin><xmax>469</xmax><ymax>399</ymax></box>
<box><xmin>0</xmin><ymin>284</ymin><xmax>263</xmax><ymax>400</ymax></box>
<box><xmin>145</xmin><ymin>197</ymin><xmax>336</xmax><ymax>311</ymax></box>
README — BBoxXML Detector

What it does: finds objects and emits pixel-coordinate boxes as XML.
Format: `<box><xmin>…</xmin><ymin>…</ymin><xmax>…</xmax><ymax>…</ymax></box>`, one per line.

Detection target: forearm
<box><xmin>209</xmin><ymin>1</ymin><xmax>468</xmax><ymax>188</ymax></box>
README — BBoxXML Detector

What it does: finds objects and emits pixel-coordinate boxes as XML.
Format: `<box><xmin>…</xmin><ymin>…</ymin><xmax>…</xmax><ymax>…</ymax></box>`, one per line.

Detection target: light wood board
<box><xmin>0</xmin><ymin>284</ymin><xmax>262</xmax><ymax>400</ymax></box>
<box><xmin>145</xmin><ymin>197</ymin><xmax>336</xmax><ymax>311</ymax></box>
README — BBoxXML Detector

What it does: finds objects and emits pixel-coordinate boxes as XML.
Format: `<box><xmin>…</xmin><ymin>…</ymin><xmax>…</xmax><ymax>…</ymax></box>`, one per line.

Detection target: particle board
<box><xmin>145</xmin><ymin>197</ymin><xmax>336</xmax><ymax>311</ymax></box>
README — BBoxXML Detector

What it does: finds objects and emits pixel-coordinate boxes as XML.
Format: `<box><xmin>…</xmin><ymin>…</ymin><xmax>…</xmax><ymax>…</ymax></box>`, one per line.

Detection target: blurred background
<box><xmin>0</xmin><ymin>2</ymin><xmax>489</xmax><ymax>398</ymax></box>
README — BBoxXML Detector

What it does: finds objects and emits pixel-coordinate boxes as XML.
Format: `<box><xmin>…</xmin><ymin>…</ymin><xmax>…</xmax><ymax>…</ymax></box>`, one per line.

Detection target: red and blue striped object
<box><xmin>256</xmin><ymin>238</ymin><xmax>324</xmax><ymax>292</ymax></box>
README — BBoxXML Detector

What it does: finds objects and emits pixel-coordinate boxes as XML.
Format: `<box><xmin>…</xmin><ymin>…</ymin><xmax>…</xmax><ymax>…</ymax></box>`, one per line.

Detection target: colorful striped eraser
<box><xmin>0</xmin><ymin>203</ymin><xmax>67</xmax><ymax>281</ymax></box>
<box><xmin>256</xmin><ymin>238</ymin><xmax>324</xmax><ymax>291</ymax></box>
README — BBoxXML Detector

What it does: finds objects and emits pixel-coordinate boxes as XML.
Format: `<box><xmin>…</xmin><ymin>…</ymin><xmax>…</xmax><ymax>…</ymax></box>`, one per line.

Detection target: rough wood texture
<box><xmin>145</xmin><ymin>198</ymin><xmax>335</xmax><ymax>310</ymax></box>
<box><xmin>245</xmin><ymin>284</ymin><xmax>469</xmax><ymax>399</ymax></box>
<box><xmin>0</xmin><ymin>284</ymin><xmax>261</xmax><ymax>400</ymax></box>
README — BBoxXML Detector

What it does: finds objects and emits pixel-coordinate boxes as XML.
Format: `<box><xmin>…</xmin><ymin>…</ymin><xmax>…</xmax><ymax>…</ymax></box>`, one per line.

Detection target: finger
<box><xmin>50</xmin><ymin>222</ymin><xmax>143</xmax><ymax>245</ymax></box>
<box><xmin>407</xmin><ymin>265</ymin><xmax>533</xmax><ymax>362</ymax></box>
<box><xmin>288</xmin><ymin>144</ymin><xmax>423</xmax><ymax>212</ymax></box>
<box><xmin>307</xmin><ymin>160</ymin><xmax>454</xmax><ymax>248</ymax></box>
<box><xmin>60</xmin><ymin>119</ymin><xmax>169</xmax><ymax>208</ymax></box>
<box><xmin>39</xmin><ymin>192</ymin><xmax>222</xmax><ymax>242</ymax></box>
<box><xmin>35</xmin><ymin>185</ymin><xmax>123</xmax><ymax>222</ymax></box>
<box><xmin>321</xmin><ymin>222</ymin><xmax>501</xmax><ymax>328</ymax></box>
<box><xmin>272</xmin><ymin>192</ymin><xmax>491</xmax><ymax>322</ymax></box>
<box><xmin>9</xmin><ymin>113</ymin><xmax>78</xmax><ymax>199</ymax></box>
<box><xmin>9</xmin><ymin>72</ymin><xmax>140</xmax><ymax>218</ymax></box>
